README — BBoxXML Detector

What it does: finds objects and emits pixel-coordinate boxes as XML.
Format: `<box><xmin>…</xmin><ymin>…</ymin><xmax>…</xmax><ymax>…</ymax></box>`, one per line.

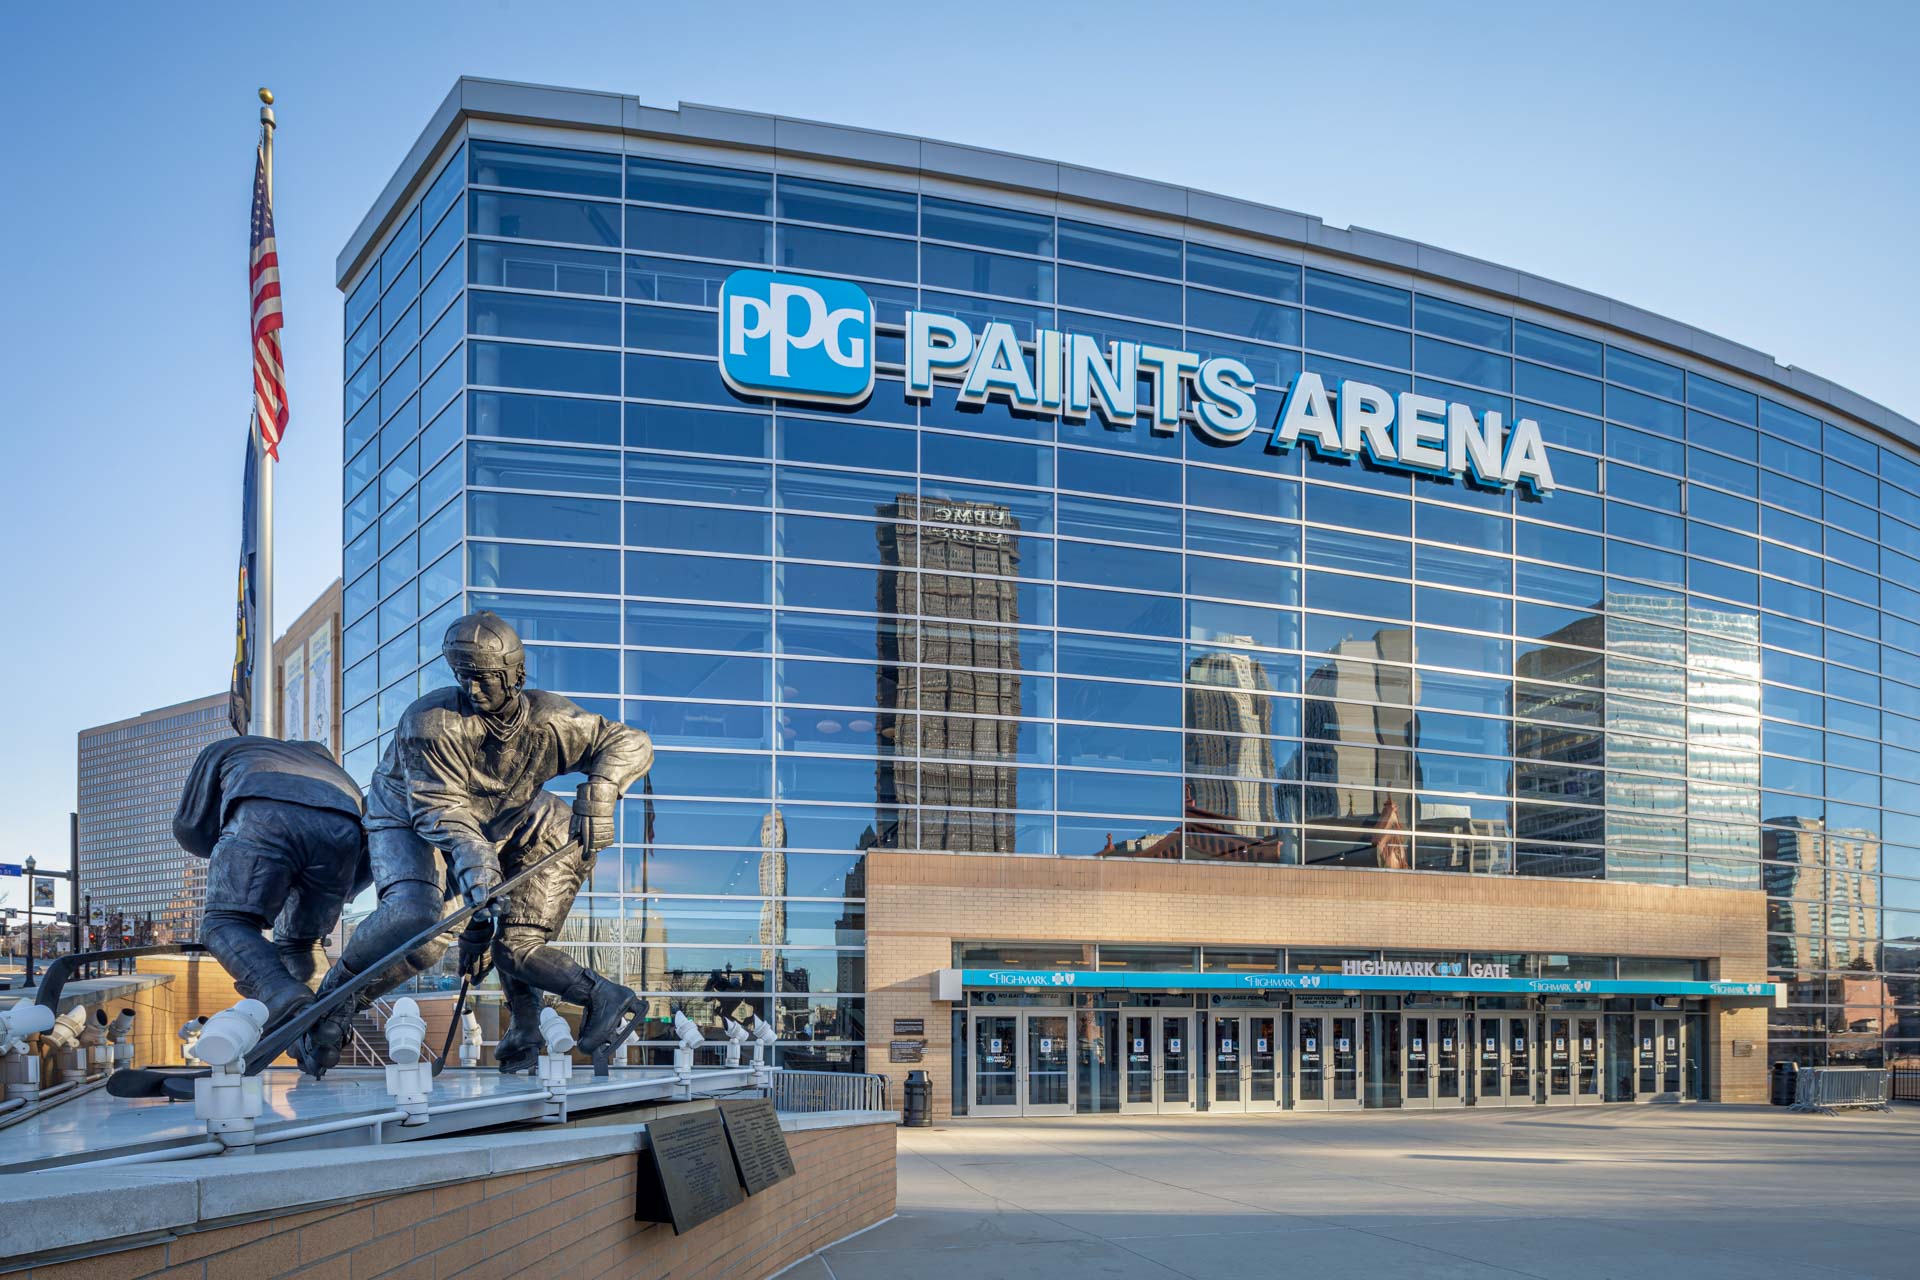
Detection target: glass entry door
<box><xmin>1543</xmin><ymin>1015</ymin><xmax>1603</xmax><ymax>1105</ymax></box>
<box><xmin>1403</xmin><ymin>1014</ymin><xmax>1464</xmax><ymax>1109</ymax></box>
<box><xmin>1573</xmin><ymin>1015</ymin><xmax>1602</xmax><ymax>1104</ymax></box>
<box><xmin>1633</xmin><ymin>1015</ymin><xmax>1685</xmax><ymax>1102</ymax></box>
<box><xmin>1025</xmin><ymin>1013</ymin><xmax>1074</xmax><ymax>1115</ymax></box>
<box><xmin>1120</xmin><ymin>1011</ymin><xmax>1195</xmax><ymax>1114</ymax></box>
<box><xmin>1545</xmin><ymin>1016</ymin><xmax>1575</xmax><ymax>1105</ymax></box>
<box><xmin>1247</xmin><ymin>1014</ymin><xmax>1280</xmax><ymax>1112</ymax></box>
<box><xmin>968</xmin><ymin>1010</ymin><xmax>1075</xmax><ymax>1116</ymax></box>
<box><xmin>1209</xmin><ymin>1014</ymin><xmax>1281</xmax><ymax>1113</ymax></box>
<box><xmin>1293</xmin><ymin>1012</ymin><xmax>1361</xmax><ymax>1110</ymax></box>
<box><xmin>1476</xmin><ymin>1014</ymin><xmax>1535</xmax><ymax>1106</ymax></box>
<box><xmin>971</xmin><ymin>1013</ymin><xmax>1021</xmax><ymax>1116</ymax></box>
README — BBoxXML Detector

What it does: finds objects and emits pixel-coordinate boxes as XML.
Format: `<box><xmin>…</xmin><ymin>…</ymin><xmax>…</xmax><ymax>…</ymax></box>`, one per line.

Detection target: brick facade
<box><xmin>9</xmin><ymin>1120</ymin><xmax>895</xmax><ymax>1280</ymax></box>
<box><xmin>865</xmin><ymin>852</ymin><xmax>1771</xmax><ymax>1116</ymax></box>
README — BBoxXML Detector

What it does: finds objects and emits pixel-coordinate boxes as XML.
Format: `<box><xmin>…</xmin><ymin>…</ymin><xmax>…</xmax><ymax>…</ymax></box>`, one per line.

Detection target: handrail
<box><xmin>767</xmin><ymin>1070</ymin><xmax>889</xmax><ymax>1113</ymax></box>
<box><xmin>256</xmin><ymin>1108</ymin><xmax>409</xmax><ymax>1146</ymax></box>
<box><xmin>74</xmin><ymin>1141</ymin><xmax>224</xmax><ymax>1168</ymax></box>
<box><xmin>31</xmin><ymin>943</ymin><xmax>208</xmax><ymax>1011</ymax></box>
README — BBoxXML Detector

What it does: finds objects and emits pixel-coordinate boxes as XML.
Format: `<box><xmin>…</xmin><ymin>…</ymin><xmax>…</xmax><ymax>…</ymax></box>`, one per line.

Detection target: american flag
<box><xmin>250</xmin><ymin>141</ymin><xmax>288</xmax><ymax>457</ymax></box>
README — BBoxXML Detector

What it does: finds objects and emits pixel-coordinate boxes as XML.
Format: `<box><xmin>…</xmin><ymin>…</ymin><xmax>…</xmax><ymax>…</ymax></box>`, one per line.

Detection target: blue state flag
<box><xmin>229</xmin><ymin>430</ymin><xmax>258</xmax><ymax>735</ymax></box>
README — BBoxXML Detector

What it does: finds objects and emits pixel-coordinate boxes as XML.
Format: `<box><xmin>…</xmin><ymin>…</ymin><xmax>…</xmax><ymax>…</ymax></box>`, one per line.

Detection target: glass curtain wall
<box><xmin>340</xmin><ymin>133</ymin><xmax>1920</xmax><ymax>1072</ymax></box>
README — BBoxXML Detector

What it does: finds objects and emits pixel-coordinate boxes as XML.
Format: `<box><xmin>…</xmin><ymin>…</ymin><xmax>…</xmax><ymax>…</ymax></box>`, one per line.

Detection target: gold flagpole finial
<box><xmin>258</xmin><ymin>87</ymin><xmax>274</xmax><ymax>106</ymax></box>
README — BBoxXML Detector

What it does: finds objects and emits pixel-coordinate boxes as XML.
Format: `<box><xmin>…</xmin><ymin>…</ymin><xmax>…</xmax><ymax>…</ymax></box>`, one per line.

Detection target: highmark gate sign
<box><xmin>717</xmin><ymin>268</ymin><xmax>1557</xmax><ymax>494</ymax></box>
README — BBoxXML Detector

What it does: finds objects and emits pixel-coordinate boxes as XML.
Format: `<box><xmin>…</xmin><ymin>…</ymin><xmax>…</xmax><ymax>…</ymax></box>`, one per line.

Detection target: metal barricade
<box><xmin>1789</xmin><ymin>1066</ymin><xmax>1891</xmax><ymax>1114</ymax></box>
<box><xmin>1890</xmin><ymin>1067</ymin><xmax>1920</xmax><ymax>1103</ymax></box>
<box><xmin>767</xmin><ymin>1069</ymin><xmax>889</xmax><ymax>1113</ymax></box>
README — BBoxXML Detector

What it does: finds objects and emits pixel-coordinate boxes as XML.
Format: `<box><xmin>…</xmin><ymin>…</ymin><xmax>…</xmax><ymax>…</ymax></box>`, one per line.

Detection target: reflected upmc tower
<box><xmin>878</xmin><ymin>496</ymin><xmax>1023</xmax><ymax>854</ymax></box>
<box><xmin>340</xmin><ymin>78</ymin><xmax>1920</xmax><ymax>1111</ymax></box>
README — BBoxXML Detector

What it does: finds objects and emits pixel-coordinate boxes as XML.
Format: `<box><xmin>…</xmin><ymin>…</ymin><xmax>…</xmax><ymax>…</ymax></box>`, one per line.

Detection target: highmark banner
<box><xmin>956</xmin><ymin>969</ymin><xmax>1778</xmax><ymax>1001</ymax></box>
<box><xmin>717</xmin><ymin>268</ymin><xmax>1556</xmax><ymax>494</ymax></box>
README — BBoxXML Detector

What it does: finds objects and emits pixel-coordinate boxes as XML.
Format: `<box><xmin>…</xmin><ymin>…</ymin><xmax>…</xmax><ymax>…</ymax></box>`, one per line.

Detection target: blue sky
<box><xmin>1</xmin><ymin>2</ymin><xmax>1915</xmax><ymax>912</ymax></box>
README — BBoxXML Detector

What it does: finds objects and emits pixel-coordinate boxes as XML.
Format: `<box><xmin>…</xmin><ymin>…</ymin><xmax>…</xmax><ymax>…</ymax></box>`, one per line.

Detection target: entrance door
<box><xmin>1634</xmin><ymin>1015</ymin><xmax>1684</xmax><ymax>1102</ymax></box>
<box><xmin>1025</xmin><ymin>1013</ymin><xmax>1074</xmax><ymax>1116</ymax></box>
<box><xmin>1403</xmin><ymin>1013</ymin><xmax>1465</xmax><ymax>1109</ymax></box>
<box><xmin>968</xmin><ymin>1010</ymin><xmax>1074</xmax><ymax>1117</ymax></box>
<box><xmin>1404</xmin><ymin>1014</ymin><xmax>1432</xmax><ymax>1107</ymax></box>
<box><xmin>971</xmin><ymin>1013</ymin><xmax>1021</xmax><ymax>1116</ymax></box>
<box><xmin>1292</xmin><ymin>1012</ymin><xmax>1359</xmax><ymax>1110</ymax></box>
<box><xmin>1247</xmin><ymin>1014</ymin><xmax>1280</xmax><ymax>1111</ymax></box>
<box><xmin>1573</xmin><ymin>1016</ymin><xmax>1602</xmax><ymax>1104</ymax></box>
<box><xmin>1294</xmin><ymin>1013</ymin><xmax>1328</xmax><ymax>1111</ymax></box>
<box><xmin>1208</xmin><ymin>1014</ymin><xmax>1281</xmax><ymax>1113</ymax></box>
<box><xmin>1544</xmin><ymin>1016</ymin><xmax>1575</xmax><ymax>1105</ymax></box>
<box><xmin>1211</xmin><ymin>1015</ymin><xmax>1246</xmax><ymax>1113</ymax></box>
<box><xmin>1476</xmin><ymin>1014</ymin><xmax>1535</xmax><ymax>1106</ymax></box>
<box><xmin>1160</xmin><ymin>1013</ymin><xmax>1194</xmax><ymax>1113</ymax></box>
<box><xmin>1330</xmin><ymin>1014</ymin><xmax>1362</xmax><ymax>1110</ymax></box>
<box><xmin>1119</xmin><ymin>1011</ymin><xmax>1194</xmax><ymax>1114</ymax></box>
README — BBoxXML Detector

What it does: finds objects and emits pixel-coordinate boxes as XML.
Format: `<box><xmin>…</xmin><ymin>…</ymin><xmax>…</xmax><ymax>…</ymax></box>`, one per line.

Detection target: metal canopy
<box><xmin>954</xmin><ymin>968</ymin><xmax>1780</xmax><ymax>1003</ymax></box>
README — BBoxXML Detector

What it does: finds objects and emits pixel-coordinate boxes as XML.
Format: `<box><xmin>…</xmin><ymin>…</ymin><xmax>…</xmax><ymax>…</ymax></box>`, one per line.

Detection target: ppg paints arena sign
<box><xmin>717</xmin><ymin>268</ymin><xmax>1557</xmax><ymax>494</ymax></box>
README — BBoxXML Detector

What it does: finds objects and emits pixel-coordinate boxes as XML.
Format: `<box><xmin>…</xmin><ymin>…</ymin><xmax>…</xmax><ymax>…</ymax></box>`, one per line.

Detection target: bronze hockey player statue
<box><xmin>301</xmin><ymin>610</ymin><xmax>652</xmax><ymax>1077</ymax></box>
<box><xmin>174</xmin><ymin>736</ymin><xmax>371</xmax><ymax>1032</ymax></box>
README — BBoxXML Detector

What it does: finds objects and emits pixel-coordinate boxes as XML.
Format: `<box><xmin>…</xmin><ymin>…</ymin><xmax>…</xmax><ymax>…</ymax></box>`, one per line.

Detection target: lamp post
<box><xmin>22</xmin><ymin>855</ymin><xmax>34</xmax><ymax>983</ymax></box>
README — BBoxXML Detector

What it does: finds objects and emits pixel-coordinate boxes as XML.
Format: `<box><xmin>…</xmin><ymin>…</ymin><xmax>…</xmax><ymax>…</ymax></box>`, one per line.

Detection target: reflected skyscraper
<box><xmin>1184</xmin><ymin>646</ymin><xmax>1285</xmax><ymax>860</ymax></box>
<box><xmin>1297</xmin><ymin>628</ymin><xmax>1415</xmax><ymax>867</ymax></box>
<box><xmin>878</xmin><ymin>496</ymin><xmax>1021</xmax><ymax>853</ymax></box>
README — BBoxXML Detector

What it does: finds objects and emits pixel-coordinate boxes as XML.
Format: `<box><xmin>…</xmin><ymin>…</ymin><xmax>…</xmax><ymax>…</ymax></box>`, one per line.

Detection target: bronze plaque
<box><xmin>889</xmin><ymin>1039</ymin><xmax>925</xmax><ymax>1063</ymax></box>
<box><xmin>633</xmin><ymin>1108</ymin><xmax>744</xmax><ymax>1234</ymax></box>
<box><xmin>718</xmin><ymin>1098</ymin><xmax>796</xmax><ymax>1196</ymax></box>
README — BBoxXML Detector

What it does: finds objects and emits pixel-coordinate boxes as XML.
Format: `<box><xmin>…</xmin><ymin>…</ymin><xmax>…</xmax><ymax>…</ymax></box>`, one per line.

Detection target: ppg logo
<box><xmin>718</xmin><ymin>269</ymin><xmax>874</xmax><ymax>404</ymax></box>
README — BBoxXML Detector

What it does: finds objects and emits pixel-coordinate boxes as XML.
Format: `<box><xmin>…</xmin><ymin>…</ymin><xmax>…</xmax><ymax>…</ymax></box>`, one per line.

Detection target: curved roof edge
<box><xmin>338</xmin><ymin>76</ymin><xmax>1918</xmax><ymax>452</ymax></box>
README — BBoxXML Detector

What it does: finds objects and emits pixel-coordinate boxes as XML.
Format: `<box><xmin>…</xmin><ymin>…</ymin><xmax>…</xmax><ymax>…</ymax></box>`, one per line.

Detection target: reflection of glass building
<box><xmin>341</xmin><ymin>80</ymin><xmax>1920</xmax><ymax>1080</ymax></box>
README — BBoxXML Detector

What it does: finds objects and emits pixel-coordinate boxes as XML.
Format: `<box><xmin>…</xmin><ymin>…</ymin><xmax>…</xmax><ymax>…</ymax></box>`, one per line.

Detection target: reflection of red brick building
<box><xmin>1829</xmin><ymin>973</ymin><xmax>1890</xmax><ymax>1058</ymax></box>
<box><xmin>1371</xmin><ymin>797</ymin><xmax>1410</xmax><ymax>869</ymax></box>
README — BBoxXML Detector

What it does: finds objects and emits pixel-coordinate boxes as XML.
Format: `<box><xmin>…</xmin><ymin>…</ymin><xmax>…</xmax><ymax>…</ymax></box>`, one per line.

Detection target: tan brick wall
<box><xmin>5</xmin><ymin>975</ymin><xmax>181</xmax><ymax>1081</ymax></box>
<box><xmin>865</xmin><ymin>853</ymin><xmax>1770</xmax><ymax>1114</ymax></box>
<box><xmin>12</xmin><ymin>1121</ymin><xmax>896</xmax><ymax>1280</ymax></box>
<box><xmin>139</xmin><ymin>955</ymin><xmax>295</xmax><ymax>1067</ymax></box>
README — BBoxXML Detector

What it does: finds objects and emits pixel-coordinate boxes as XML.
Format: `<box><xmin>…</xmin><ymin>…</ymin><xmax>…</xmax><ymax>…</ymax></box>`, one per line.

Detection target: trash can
<box><xmin>903</xmin><ymin>1069</ymin><xmax>932</xmax><ymax>1127</ymax></box>
<box><xmin>1770</xmin><ymin>1061</ymin><xmax>1798</xmax><ymax>1106</ymax></box>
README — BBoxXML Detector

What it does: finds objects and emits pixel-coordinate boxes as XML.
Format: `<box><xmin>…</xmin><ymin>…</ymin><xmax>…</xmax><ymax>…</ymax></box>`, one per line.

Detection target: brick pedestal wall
<box><xmin>9</xmin><ymin>1117</ymin><xmax>895</xmax><ymax>1280</ymax></box>
<box><xmin>865</xmin><ymin>853</ymin><xmax>1771</xmax><ymax>1116</ymax></box>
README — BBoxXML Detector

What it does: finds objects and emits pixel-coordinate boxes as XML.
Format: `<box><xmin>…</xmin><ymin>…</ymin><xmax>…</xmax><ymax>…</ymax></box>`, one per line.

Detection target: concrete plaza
<box><xmin>790</xmin><ymin>1106</ymin><xmax>1920</xmax><ymax>1279</ymax></box>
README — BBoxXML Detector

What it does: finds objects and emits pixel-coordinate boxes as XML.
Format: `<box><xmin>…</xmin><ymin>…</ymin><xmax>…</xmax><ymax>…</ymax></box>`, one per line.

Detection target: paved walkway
<box><xmin>787</xmin><ymin>1106</ymin><xmax>1920</xmax><ymax>1279</ymax></box>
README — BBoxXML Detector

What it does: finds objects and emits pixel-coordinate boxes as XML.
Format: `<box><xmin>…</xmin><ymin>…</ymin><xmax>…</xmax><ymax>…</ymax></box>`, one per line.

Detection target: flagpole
<box><xmin>251</xmin><ymin>87</ymin><xmax>277</xmax><ymax>739</ymax></box>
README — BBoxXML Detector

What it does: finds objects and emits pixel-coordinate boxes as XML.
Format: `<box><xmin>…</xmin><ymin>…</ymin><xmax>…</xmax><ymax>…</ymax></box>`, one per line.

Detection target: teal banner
<box><xmin>960</xmin><ymin>969</ymin><xmax>1775</xmax><ymax>1000</ymax></box>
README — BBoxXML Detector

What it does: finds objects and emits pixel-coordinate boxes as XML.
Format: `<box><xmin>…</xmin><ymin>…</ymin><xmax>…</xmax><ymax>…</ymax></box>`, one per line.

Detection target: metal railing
<box><xmin>1790</xmin><ymin>1066</ymin><xmax>1891</xmax><ymax>1114</ymax></box>
<box><xmin>29</xmin><ymin>943</ymin><xmax>206</xmax><ymax>1010</ymax></box>
<box><xmin>1890</xmin><ymin>1067</ymin><xmax>1920</xmax><ymax>1103</ymax></box>
<box><xmin>768</xmin><ymin>1069</ymin><xmax>889</xmax><ymax>1113</ymax></box>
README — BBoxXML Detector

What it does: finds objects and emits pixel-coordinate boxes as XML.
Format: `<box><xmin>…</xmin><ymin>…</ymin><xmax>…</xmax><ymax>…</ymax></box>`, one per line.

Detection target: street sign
<box><xmin>0</xmin><ymin>864</ymin><xmax>21</xmax><ymax>877</ymax></box>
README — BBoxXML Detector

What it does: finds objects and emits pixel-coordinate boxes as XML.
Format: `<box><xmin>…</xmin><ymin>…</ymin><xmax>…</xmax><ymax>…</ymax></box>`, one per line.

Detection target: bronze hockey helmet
<box><xmin>442</xmin><ymin>610</ymin><xmax>526</xmax><ymax>684</ymax></box>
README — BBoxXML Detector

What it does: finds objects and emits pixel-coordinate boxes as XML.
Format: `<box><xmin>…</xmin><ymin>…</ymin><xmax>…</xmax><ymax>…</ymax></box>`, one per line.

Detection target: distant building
<box><xmin>75</xmin><ymin>692</ymin><xmax>233</xmax><ymax>943</ymax></box>
<box><xmin>275</xmin><ymin>578</ymin><xmax>344</xmax><ymax>759</ymax></box>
